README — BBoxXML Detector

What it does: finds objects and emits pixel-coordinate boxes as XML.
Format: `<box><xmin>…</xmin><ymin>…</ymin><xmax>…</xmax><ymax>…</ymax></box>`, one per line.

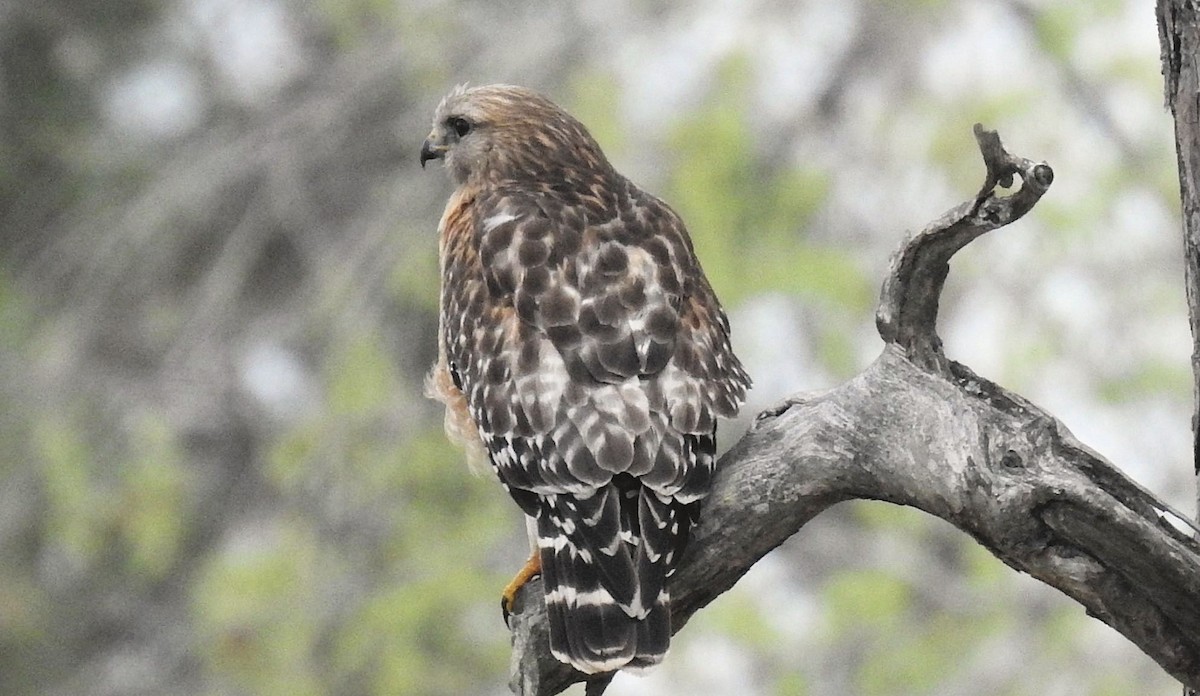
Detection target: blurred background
<box><xmin>0</xmin><ymin>0</ymin><xmax>1190</xmax><ymax>694</ymax></box>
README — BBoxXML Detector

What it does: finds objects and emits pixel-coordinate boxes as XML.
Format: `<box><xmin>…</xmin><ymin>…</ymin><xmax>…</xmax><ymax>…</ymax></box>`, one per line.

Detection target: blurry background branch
<box><xmin>508</xmin><ymin>129</ymin><xmax>1200</xmax><ymax>695</ymax></box>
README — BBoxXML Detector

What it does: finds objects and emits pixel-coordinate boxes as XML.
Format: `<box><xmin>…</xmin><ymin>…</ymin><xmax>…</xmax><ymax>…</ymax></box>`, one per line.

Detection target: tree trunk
<box><xmin>1157</xmin><ymin>2</ymin><xmax>1200</xmax><ymax>694</ymax></box>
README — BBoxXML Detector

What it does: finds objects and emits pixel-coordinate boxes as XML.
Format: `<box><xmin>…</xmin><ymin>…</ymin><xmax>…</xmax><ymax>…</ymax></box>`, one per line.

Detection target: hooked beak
<box><xmin>420</xmin><ymin>134</ymin><xmax>446</xmax><ymax>168</ymax></box>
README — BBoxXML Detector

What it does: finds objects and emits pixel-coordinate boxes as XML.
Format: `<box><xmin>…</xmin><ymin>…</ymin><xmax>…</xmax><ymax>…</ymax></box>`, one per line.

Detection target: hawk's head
<box><xmin>421</xmin><ymin>84</ymin><xmax>610</xmax><ymax>186</ymax></box>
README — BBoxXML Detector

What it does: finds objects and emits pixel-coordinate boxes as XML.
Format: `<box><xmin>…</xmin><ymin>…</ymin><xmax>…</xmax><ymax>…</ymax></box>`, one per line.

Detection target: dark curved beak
<box><xmin>420</xmin><ymin>137</ymin><xmax>445</xmax><ymax>169</ymax></box>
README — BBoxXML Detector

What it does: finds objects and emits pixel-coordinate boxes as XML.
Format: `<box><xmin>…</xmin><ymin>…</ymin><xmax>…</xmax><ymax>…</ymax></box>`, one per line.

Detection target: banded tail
<box><xmin>536</xmin><ymin>474</ymin><xmax>696</xmax><ymax>674</ymax></box>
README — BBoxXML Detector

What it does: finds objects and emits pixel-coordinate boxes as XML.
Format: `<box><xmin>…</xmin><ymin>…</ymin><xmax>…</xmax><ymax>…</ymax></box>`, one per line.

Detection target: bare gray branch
<box><xmin>507</xmin><ymin>128</ymin><xmax>1200</xmax><ymax>694</ymax></box>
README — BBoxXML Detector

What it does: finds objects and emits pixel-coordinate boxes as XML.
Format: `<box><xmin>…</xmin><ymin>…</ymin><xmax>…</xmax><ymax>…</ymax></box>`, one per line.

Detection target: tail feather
<box><xmin>537</xmin><ymin>482</ymin><xmax>693</xmax><ymax>674</ymax></box>
<box><xmin>539</xmin><ymin>505</ymin><xmax>637</xmax><ymax>673</ymax></box>
<box><xmin>626</xmin><ymin>590</ymin><xmax>670</xmax><ymax>671</ymax></box>
<box><xmin>633</xmin><ymin>489</ymin><xmax>677</xmax><ymax>612</ymax></box>
<box><xmin>563</xmin><ymin>487</ymin><xmax>638</xmax><ymax>610</ymax></box>
<box><xmin>536</xmin><ymin>523</ymin><xmax>572</xmax><ymax>655</ymax></box>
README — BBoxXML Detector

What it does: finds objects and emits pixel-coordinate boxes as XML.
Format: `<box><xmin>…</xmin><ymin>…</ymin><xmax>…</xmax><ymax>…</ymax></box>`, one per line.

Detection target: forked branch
<box><xmin>507</xmin><ymin>126</ymin><xmax>1200</xmax><ymax>695</ymax></box>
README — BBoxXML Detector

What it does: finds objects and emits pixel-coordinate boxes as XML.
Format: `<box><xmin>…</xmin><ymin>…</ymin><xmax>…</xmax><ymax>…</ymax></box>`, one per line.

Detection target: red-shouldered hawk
<box><xmin>421</xmin><ymin>84</ymin><xmax>750</xmax><ymax>675</ymax></box>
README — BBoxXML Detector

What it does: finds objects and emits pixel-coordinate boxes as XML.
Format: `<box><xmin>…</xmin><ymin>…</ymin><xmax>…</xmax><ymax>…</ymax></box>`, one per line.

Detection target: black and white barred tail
<box><xmin>535</xmin><ymin>474</ymin><xmax>698</xmax><ymax>674</ymax></box>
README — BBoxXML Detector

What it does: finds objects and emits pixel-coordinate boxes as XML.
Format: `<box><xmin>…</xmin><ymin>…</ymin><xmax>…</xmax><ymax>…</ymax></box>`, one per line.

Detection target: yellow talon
<box><xmin>501</xmin><ymin>551</ymin><xmax>542</xmax><ymax>626</ymax></box>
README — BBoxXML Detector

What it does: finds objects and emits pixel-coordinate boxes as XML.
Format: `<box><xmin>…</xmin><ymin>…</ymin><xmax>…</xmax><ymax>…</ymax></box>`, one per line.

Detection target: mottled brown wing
<box><xmin>462</xmin><ymin>182</ymin><xmax>747</xmax><ymax>487</ymax></box>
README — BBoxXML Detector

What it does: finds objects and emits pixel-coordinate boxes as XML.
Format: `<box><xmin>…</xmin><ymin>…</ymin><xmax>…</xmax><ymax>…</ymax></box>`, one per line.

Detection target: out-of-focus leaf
<box><xmin>327</xmin><ymin>335</ymin><xmax>398</xmax><ymax>418</ymax></box>
<box><xmin>117</xmin><ymin>414</ymin><xmax>188</xmax><ymax>580</ymax></box>
<box><xmin>193</xmin><ymin>524</ymin><xmax>324</xmax><ymax>696</ymax></box>
<box><xmin>823</xmin><ymin>569</ymin><xmax>911</xmax><ymax>635</ymax></box>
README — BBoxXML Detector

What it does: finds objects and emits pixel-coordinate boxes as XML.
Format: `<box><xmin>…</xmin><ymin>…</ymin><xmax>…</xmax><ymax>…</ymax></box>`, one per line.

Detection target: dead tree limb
<box><xmin>1158</xmin><ymin>3</ymin><xmax>1200</xmax><ymax>694</ymax></box>
<box><xmin>507</xmin><ymin>126</ymin><xmax>1200</xmax><ymax>695</ymax></box>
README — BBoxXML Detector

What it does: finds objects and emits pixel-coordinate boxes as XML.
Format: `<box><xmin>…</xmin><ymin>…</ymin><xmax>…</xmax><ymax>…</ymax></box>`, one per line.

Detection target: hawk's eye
<box><xmin>448</xmin><ymin>117</ymin><xmax>472</xmax><ymax>138</ymax></box>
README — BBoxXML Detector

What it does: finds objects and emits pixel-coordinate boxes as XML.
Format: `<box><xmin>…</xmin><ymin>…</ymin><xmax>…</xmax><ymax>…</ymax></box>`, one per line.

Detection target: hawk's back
<box><xmin>425</xmin><ymin>84</ymin><xmax>750</xmax><ymax>674</ymax></box>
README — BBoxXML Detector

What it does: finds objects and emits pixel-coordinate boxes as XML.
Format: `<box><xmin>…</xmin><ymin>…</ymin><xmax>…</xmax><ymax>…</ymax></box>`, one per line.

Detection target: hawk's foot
<box><xmin>501</xmin><ymin>551</ymin><xmax>541</xmax><ymax>627</ymax></box>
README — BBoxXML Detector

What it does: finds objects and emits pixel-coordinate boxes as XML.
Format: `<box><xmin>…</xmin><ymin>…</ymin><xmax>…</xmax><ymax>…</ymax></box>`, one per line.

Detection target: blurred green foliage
<box><xmin>664</xmin><ymin>59</ymin><xmax>870</xmax><ymax>314</ymax></box>
<box><xmin>823</xmin><ymin>504</ymin><xmax>1093</xmax><ymax>696</ymax></box>
<box><xmin>34</xmin><ymin>412</ymin><xmax>189</xmax><ymax>584</ymax></box>
<box><xmin>189</xmin><ymin>333</ymin><xmax>516</xmax><ymax>695</ymax></box>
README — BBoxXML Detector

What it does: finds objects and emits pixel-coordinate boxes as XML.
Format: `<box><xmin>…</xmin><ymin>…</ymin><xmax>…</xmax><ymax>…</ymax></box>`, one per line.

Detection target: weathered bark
<box><xmin>1159</xmin><ymin>0</ymin><xmax>1200</xmax><ymax>516</ymax></box>
<box><xmin>1157</xmin><ymin>3</ymin><xmax>1200</xmax><ymax>694</ymax></box>
<box><xmin>506</xmin><ymin>127</ymin><xmax>1200</xmax><ymax>695</ymax></box>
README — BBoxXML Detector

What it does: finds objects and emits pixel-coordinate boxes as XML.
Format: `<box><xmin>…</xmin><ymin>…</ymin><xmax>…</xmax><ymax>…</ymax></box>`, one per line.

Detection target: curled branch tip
<box><xmin>876</xmin><ymin>124</ymin><xmax>1053</xmax><ymax>368</ymax></box>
